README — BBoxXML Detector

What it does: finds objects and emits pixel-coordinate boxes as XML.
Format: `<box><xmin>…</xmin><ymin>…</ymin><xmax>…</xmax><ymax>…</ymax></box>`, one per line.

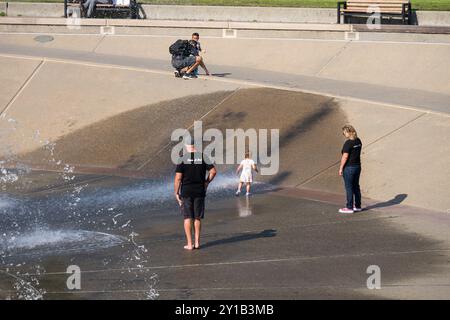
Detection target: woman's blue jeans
<box><xmin>343</xmin><ymin>165</ymin><xmax>361</xmax><ymax>209</ymax></box>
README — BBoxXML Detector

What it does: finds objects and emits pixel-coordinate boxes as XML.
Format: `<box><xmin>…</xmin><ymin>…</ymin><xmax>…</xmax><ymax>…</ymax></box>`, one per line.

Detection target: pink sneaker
<box><xmin>353</xmin><ymin>207</ymin><xmax>363</xmax><ymax>212</ymax></box>
<box><xmin>339</xmin><ymin>208</ymin><xmax>354</xmax><ymax>214</ymax></box>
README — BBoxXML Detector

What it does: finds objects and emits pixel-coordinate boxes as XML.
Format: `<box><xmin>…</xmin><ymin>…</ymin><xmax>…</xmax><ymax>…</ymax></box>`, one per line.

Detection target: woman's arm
<box><xmin>339</xmin><ymin>153</ymin><xmax>349</xmax><ymax>176</ymax></box>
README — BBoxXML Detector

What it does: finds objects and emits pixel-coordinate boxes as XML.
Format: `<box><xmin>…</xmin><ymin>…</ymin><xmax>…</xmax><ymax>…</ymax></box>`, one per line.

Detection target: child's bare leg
<box><xmin>237</xmin><ymin>182</ymin><xmax>243</xmax><ymax>192</ymax></box>
<box><xmin>246</xmin><ymin>182</ymin><xmax>251</xmax><ymax>193</ymax></box>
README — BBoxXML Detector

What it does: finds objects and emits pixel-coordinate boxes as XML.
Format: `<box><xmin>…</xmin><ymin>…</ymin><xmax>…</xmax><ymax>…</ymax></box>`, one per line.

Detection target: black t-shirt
<box><xmin>175</xmin><ymin>152</ymin><xmax>214</xmax><ymax>198</ymax></box>
<box><xmin>342</xmin><ymin>138</ymin><xmax>362</xmax><ymax>166</ymax></box>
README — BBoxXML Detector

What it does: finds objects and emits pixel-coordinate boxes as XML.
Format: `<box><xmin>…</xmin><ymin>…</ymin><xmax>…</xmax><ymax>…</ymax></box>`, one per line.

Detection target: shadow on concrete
<box><xmin>364</xmin><ymin>194</ymin><xmax>408</xmax><ymax>211</ymax></box>
<box><xmin>266</xmin><ymin>171</ymin><xmax>292</xmax><ymax>186</ymax></box>
<box><xmin>255</xmin><ymin>187</ymin><xmax>284</xmax><ymax>196</ymax></box>
<box><xmin>16</xmin><ymin>90</ymin><xmax>234</xmax><ymax>172</ymax></box>
<box><xmin>346</xmin><ymin>16</ymin><xmax>413</xmax><ymax>25</ymax></box>
<box><xmin>221</xmin><ymin>110</ymin><xmax>248</xmax><ymax>123</ymax></box>
<box><xmin>279</xmin><ymin>99</ymin><xmax>336</xmax><ymax>148</ymax></box>
<box><xmin>14</xmin><ymin>88</ymin><xmax>345</xmax><ymax>193</ymax></box>
<box><xmin>201</xmin><ymin>229</ymin><xmax>277</xmax><ymax>249</ymax></box>
<box><xmin>212</xmin><ymin>73</ymin><xmax>232</xmax><ymax>78</ymax></box>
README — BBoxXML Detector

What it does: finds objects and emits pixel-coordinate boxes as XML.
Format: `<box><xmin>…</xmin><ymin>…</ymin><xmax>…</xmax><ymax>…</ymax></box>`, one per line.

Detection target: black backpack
<box><xmin>169</xmin><ymin>39</ymin><xmax>190</xmax><ymax>57</ymax></box>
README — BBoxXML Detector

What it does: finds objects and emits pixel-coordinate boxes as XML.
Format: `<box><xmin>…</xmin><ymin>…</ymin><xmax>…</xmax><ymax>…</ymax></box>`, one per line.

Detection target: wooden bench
<box><xmin>64</xmin><ymin>0</ymin><xmax>138</xmax><ymax>19</ymax></box>
<box><xmin>337</xmin><ymin>0</ymin><xmax>412</xmax><ymax>25</ymax></box>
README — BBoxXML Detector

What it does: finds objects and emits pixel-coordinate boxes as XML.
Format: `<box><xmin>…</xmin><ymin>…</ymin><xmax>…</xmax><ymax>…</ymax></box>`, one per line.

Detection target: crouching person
<box><xmin>169</xmin><ymin>39</ymin><xmax>206</xmax><ymax>80</ymax></box>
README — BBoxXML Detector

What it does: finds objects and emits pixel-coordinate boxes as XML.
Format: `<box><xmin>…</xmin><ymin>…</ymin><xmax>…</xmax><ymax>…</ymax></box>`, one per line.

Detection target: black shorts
<box><xmin>172</xmin><ymin>55</ymin><xmax>196</xmax><ymax>70</ymax></box>
<box><xmin>180</xmin><ymin>197</ymin><xmax>205</xmax><ymax>220</ymax></box>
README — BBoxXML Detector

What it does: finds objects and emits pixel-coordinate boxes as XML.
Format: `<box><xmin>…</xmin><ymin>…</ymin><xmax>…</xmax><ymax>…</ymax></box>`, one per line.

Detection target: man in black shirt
<box><xmin>174</xmin><ymin>141</ymin><xmax>216</xmax><ymax>250</ymax></box>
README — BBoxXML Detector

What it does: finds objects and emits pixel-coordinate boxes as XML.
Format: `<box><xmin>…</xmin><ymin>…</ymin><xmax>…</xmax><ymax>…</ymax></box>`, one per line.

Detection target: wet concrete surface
<box><xmin>14</xmin><ymin>88</ymin><xmax>346</xmax><ymax>192</ymax></box>
<box><xmin>0</xmin><ymin>170</ymin><xmax>448</xmax><ymax>299</ymax></box>
<box><xmin>1</xmin><ymin>85</ymin><xmax>449</xmax><ymax>299</ymax></box>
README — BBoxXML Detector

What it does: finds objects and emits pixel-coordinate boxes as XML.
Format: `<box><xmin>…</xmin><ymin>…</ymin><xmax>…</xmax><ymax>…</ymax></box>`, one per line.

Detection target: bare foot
<box><xmin>184</xmin><ymin>245</ymin><xmax>194</xmax><ymax>250</ymax></box>
<box><xmin>194</xmin><ymin>244</ymin><xmax>200</xmax><ymax>249</ymax></box>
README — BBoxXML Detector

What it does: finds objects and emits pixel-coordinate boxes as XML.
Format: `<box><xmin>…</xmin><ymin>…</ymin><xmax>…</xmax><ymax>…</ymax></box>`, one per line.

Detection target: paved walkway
<box><xmin>0</xmin><ymin>39</ymin><xmax>449</xmax><ymax>115</ymax></box>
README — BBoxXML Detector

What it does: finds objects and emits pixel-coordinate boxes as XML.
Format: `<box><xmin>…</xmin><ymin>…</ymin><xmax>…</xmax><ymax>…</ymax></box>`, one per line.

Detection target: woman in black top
<box><xmin>338</xmin><ymin>125</ymin><xmax>362</xmax><ymax>214</ymax></box>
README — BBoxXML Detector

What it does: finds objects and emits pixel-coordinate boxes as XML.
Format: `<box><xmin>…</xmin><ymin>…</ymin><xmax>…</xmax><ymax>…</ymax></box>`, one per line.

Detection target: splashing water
<box><xmin>0</xmin><ymin>269</ymin><xmax>46</xmax><ymax>300</ymax></box>
<box><xmin>0</xmin><ymin>116</ymin><xmax>273</xmax><ymax>299</ymax></box>
<box><xmin>0</xmin><ymin>168</ymin><xmax>19</xmax><ymax>184</ymax></box>
<box><xmin>2</xmin><ymin>229</ymin><xmax>125</xmax><ymax>254</ymax></box>
<box><xmin>13</xmin><ymin>277</ymin><xmax>45</xmax><ymax>300</ymax></box>
<box><xmin>81</xmin><ymin>173</ymin><xmax>269</xmax><ymax>210</ymax></box>
<box><xmin>0</xmin><ymin>118</ymin><xmax>161</xmax><ymax>299</ymax></box>
<box><xmin>0</xmin><ymin>196</ymin><xmax>15</xmax><ymax>210</ymax></box>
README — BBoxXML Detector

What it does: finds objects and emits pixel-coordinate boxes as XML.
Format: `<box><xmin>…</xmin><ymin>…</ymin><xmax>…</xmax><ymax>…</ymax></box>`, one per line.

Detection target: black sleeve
<box><xmin>175</xmin><ymin>163</ymin><xmax>184</xmax><ymax>173</ymax></box>
<box><xmin>342</xmin><ymin>140</ymin><xmax>352</xmax><ymax>154</ymax></box>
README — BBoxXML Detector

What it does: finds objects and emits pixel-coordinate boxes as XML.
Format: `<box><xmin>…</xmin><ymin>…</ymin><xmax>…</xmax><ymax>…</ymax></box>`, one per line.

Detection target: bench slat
<box><xmin>343</xmin><ymin>9</ymin><xmax>405</xmax><ymax>13</ymax></box>
<box><xmin>346</xmin><ymin>1</ymin><xmax>409</xmax><ymax>6</ymax></box>
<box><xmin>346</xmin><ymin>3</ymin><xmax>405</xmax><ymax>6</ymax></box>
<box><xmin>346</xmin><ymin>6</ymin><xmax>405</xmax><ymax>10</ymax></box>
<box><xmin>346</xmin><ymin>5</ymin><xmax>404</xmax><ymax>9</ymax></box>
<box><xmin>96</xmin><ymin>5</ymin><xmax>131</xmax><ymax>8</ymax></box>
<box><xmin>347</xmin><ymin>0</ymin><xmax>409</xmax><ymax>3</ymax></box>
<box><xmin>347</xmin><ymin>4</ymin><xmax>403</xmax><ymax>9</ymax></box>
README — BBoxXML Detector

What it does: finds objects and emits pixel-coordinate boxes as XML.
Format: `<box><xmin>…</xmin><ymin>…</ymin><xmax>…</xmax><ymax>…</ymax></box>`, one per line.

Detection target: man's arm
<box><xmin>205</xmin><ymin>167</ymin><xmax>217</xmax><ymax>189</ymax></box>
<box><xmin>198</xmin><ymin>43</ymin><xmax>205</xmax><ymax>54</ymax></box>
<box><xmin>174</xmin><ymin>172</ymin><xmax>183</xmax><ymax>205</ymax></box>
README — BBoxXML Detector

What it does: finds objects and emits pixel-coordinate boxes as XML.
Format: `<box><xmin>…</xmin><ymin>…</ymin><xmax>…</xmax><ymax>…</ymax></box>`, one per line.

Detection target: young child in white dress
<box><xmin>235</xmin><ymin>152</ymin><xmax>258</xmax><ymax>196</ymax></box>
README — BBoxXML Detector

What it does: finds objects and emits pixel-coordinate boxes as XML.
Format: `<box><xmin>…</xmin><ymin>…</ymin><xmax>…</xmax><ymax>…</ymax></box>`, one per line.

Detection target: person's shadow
<box><xmin>201</xmin><ymin>229</ymin><xmax>276</xmax><ymax>249</ymax></box>
<box><xmin>364</xmin><ymin>194</ymin><xmax>408</xmax><ymax>211</ymax></box>
<box><xmin>211</xmin><ymin>73</ymin><xmax>232</xmax><ymax>78</ymax></box>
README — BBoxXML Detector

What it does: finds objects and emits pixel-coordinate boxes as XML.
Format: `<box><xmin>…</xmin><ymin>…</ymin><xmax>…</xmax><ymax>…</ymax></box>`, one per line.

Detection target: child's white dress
<box><xmin>240</xmin><ymin>159</ymin><xmax>255</xmax><ymax>183</ymax></box>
